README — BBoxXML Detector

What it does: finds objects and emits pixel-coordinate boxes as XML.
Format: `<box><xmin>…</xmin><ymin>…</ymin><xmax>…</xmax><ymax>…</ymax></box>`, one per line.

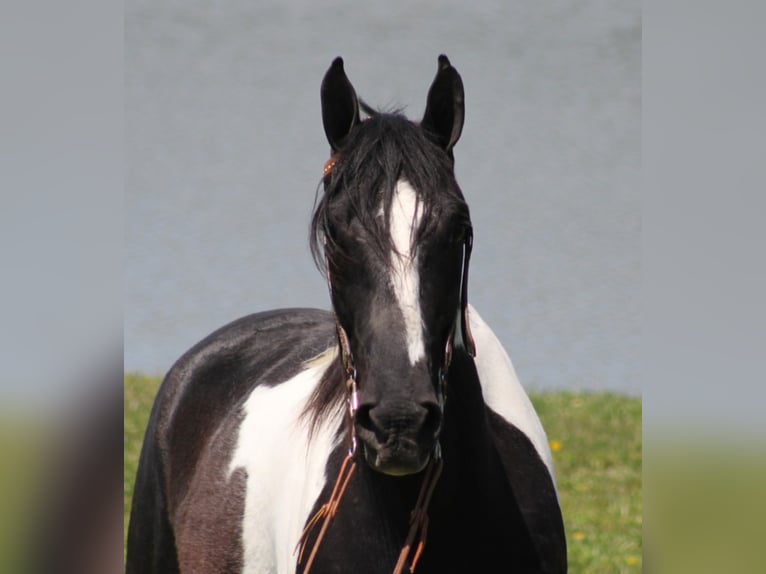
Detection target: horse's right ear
<box><xmin>321</xmin><ymin>57</ymin><xmax>360</xmax><ymax>152</ymax></box>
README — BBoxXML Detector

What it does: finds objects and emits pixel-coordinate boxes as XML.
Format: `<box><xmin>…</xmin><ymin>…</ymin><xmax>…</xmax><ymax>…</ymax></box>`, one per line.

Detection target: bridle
<box><xmin>295</xmin><ymin>156</ymin><xmax>476</xmax><ymax>574</ymax></box>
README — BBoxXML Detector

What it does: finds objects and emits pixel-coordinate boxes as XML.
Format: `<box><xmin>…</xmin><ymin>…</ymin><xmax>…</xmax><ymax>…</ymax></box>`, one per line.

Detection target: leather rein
<box><xmin>295</xmin><ymin>156</ymin><xmax>475</xmax><ymax>574</ymax></box>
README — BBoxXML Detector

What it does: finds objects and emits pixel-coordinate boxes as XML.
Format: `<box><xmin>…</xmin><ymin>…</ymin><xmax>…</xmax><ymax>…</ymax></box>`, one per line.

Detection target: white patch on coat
<box><xmin>389</xmin><ymin>179</ymin><xmax>425</xmax><ymax>364</ymax></box>
<box><xmin>468</xmin><ymin>305</ymin><xmax>558</xmax><ymax>490</ymax></box>
<box><xmin>228</xmin><ymin>347</ymin><xmax>343</xmax><ymax>574</ymax></box>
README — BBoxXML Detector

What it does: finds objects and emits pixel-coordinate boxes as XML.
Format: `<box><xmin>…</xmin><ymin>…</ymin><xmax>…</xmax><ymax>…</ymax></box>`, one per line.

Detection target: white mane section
<box><xmin>228</xmin><ymin>347</ymin><xmax>343</xmax><ymax>574</ymax></box>
<box><xmin>389</xmin><ymin>179</ymin><xmax>425</xmax><ymax>365</ymax></box>
<box><xmin>468</xmin><ymin>305</ymin><xmax>557</xmax><ymax>485</ymax></box>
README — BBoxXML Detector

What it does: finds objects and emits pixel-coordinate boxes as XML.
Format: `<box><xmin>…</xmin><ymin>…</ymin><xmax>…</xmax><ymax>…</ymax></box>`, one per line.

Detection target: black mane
<box><xmin>310</xmin><ymin>110</ymin><xmax>470</xmax><ymax>275</ymax></box>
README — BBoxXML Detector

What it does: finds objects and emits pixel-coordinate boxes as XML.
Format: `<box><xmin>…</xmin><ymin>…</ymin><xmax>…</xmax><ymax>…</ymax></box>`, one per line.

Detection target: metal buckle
<box><xmin>346</xmin><ymin>373</ymin><xmax>359</xmax><ymax>416</ymax></box>
<box><xmin>346</xmin><ymin>372</ymin><xmax>359</xmax><ymax>456</ymax></box>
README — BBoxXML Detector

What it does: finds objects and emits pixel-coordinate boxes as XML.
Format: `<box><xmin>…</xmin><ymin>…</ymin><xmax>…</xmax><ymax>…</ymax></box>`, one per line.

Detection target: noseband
<box><xmin>295</xmin><ymin>158</ymin><xmax>476</xmax><ymax>574</ymax></box>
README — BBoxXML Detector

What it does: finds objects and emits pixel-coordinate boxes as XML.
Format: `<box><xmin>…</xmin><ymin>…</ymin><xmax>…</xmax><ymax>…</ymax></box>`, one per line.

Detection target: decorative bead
<box><xmin>323</xmin><ymin>156</ymin><xmax>337</xmax><ymax>177</ymax></box>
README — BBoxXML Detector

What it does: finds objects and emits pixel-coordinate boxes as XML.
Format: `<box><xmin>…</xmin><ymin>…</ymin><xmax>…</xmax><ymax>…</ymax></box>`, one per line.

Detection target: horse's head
<box><xmin>312</xmin><ymin>56</ymin><xmax>475</xmax><ymax>476</ymax></box>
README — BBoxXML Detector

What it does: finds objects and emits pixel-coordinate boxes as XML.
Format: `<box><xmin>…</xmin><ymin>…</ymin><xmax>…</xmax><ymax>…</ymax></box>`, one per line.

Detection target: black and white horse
<box><xmin>127</xmin><ymin>55</ymin><xmax>566</xmax><ymax>574</ymax></box>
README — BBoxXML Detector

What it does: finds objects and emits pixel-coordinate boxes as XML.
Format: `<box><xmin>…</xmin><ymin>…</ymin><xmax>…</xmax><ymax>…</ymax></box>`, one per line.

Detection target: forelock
<box><xmin>310</xmin><ymin>111</ymin><xmax>468</xmax><ymax>275</ymax></box>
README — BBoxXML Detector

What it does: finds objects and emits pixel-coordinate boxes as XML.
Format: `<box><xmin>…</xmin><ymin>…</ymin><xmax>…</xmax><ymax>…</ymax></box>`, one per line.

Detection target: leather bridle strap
<box><xmin>295</xmin><ymin>452</ymin><xmax>443</xmax><ymax>574</ymax></box>
<box><xmin>295</xmin><ymin>452</ymin><xmax>357</xmax><ymax>573</ymax></box>
<box><xmin>392</xmin><ymin>455</ymin><xmax>444</xmax><ymax>574</ymax></box>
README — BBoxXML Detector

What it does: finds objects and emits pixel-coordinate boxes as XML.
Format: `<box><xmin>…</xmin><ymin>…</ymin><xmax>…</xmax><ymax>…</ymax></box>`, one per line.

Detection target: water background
<box><xmin>126</xmin><ymin>0</ymin><xmax>640</xmax><ymax>395</ymax></box>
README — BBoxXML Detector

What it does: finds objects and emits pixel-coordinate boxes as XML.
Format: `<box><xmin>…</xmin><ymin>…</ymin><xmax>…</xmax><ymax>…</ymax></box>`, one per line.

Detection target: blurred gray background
<box><xmin>126</xmin><ymin>0</ymin><xmax>640</xmax><ymax>395</ymax></box>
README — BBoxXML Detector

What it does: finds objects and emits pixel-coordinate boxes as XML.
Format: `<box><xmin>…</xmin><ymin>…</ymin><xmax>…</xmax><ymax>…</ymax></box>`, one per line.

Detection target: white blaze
<box><xmin>389</xmin><ymin>179</ymin><xmax>425</xmax><ymax>364</ymax></box>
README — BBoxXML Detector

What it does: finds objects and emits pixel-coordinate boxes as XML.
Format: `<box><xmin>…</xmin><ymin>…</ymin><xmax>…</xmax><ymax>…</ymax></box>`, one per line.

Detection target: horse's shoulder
<box><xmin>134</xmin><ymin>308</ymin><xmax>340</xmax><ymax>571</ymax></box>
<box><xmin>154</xmin><ymin>308</ymin><xmax>336</xmax><ymax>416</ymax></box>
<box><xmin>170</xmin><ymin>307</ymin><xmax>336</xmax><ymax>381</ymax></box>
<box><xmin>144</xmin><ymin>308</ymin><xmax>337</xmax><ymax>489</ymax></box>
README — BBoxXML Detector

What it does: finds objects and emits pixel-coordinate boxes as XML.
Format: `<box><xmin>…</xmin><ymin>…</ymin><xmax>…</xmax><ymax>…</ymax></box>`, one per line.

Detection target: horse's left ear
<box><xmin>321</xmin><ymin>57</ymin><xmax>360</xmax><ymax>152</ymax></box>
<box><xmin>421</xmin><ymin>55</ymin><xmax>465</xmax><ymax>154</ymax></box>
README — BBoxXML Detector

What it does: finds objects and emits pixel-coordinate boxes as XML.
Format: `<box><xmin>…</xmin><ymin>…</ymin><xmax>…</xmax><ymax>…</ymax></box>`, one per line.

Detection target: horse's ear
<box><xmin>421</xmin><ymin>54</ymin><xmax>465</xmax><ymax>154</ymax></box>
<box><xmin>321</xmin><ymin>57</ymin><xmax>360</xmax><ymax>152</ymax></box>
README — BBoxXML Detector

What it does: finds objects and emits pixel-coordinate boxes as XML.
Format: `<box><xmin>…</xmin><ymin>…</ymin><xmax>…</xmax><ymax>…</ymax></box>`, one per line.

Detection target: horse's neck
<box><xmin>437</xmin><ymin>350</ymin><xmax>499</xmax><ymax>494</ymax></box>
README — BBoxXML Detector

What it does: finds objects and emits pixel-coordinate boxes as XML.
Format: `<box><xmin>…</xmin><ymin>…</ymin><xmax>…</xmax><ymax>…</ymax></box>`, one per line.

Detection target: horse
<box><xmin>126</xmin><ymin>55</ymin><xmax>567</xmax><ymax>574</ymax></box>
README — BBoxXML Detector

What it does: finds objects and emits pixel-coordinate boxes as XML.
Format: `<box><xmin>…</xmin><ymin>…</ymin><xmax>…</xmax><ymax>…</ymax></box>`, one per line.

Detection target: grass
<box><xmin>645</xmin><ymin>441</ymin><xmax>766</xmax><ymax>574</ymax></box>
<box><xmin>0</xmin><ymin>421</ymin><xmax>47</xmax><ymax>574</ymax></box>
<box><xmin>531</xmin><ymin>392</ymin><xmax>642</xmax><ymax>572</ymax></box>
<box><xmin>124</xmin><ymin>375</ymin><xmax>642</xmax><ymax>572</ymax></box>
<box><xmin>124</xmin><ymin>372</ymin><xmax>160</xmax><ymax>542</ymax></box>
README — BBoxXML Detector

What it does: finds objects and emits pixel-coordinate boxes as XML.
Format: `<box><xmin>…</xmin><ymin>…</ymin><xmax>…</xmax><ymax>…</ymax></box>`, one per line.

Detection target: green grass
<box><xmin>530</xmin><ymin>392</ymin><xmax>642</xmax><ymax>572</ymax></box>
<box><xmin>124</xmin><ymin>372</ymin><xmax>161</xmax><ymax>541</ymax></box>
<box><xmin>124</xmin><ymin>375</ymin><xmax>642</xmax><ymax>572</ymax></box>
<box><xmin>0</xmin><ymin>421</ymin><xmax>46</xmax><ymax>574</ymax></box>
<box><xmin>645</xmin><ymin>442</ymin><xmax>766</xmax><ymax>574</ymax></box>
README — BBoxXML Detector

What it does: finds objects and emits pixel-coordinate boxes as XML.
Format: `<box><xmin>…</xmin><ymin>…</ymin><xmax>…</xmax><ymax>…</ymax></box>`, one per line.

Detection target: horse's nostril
<box><xmin>355</xmin><ymin>403</ymin><xmax>390</xmax><ymax>446</ymax></box>
<box><xmin>422</xmin><ymin>402</ymin><xmax>442</xmax><ymax>437</ymax></box>
<box><xmin>356</xmin><ymin>404</ymin><xmax>374</xmax><ymax>432</ymax></box>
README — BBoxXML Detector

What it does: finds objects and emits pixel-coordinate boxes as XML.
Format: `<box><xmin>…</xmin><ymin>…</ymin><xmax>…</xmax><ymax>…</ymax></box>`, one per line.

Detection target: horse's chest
<box><xmin>301</xmin><ymin>514</ymin><xmax>536</xmax><ymax>574</ymax></box>
<box><xmin>299</xmin><ymin>474</ymin><xmax>538</xmax><ymax>574</ymax></box>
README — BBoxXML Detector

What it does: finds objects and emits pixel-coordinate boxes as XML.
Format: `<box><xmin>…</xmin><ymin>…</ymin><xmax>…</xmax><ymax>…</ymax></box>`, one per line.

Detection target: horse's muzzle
<box><xmin>355</xmin><ymin>399</ymin><xmax>442</xmax><ymax>476</ymax></box>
